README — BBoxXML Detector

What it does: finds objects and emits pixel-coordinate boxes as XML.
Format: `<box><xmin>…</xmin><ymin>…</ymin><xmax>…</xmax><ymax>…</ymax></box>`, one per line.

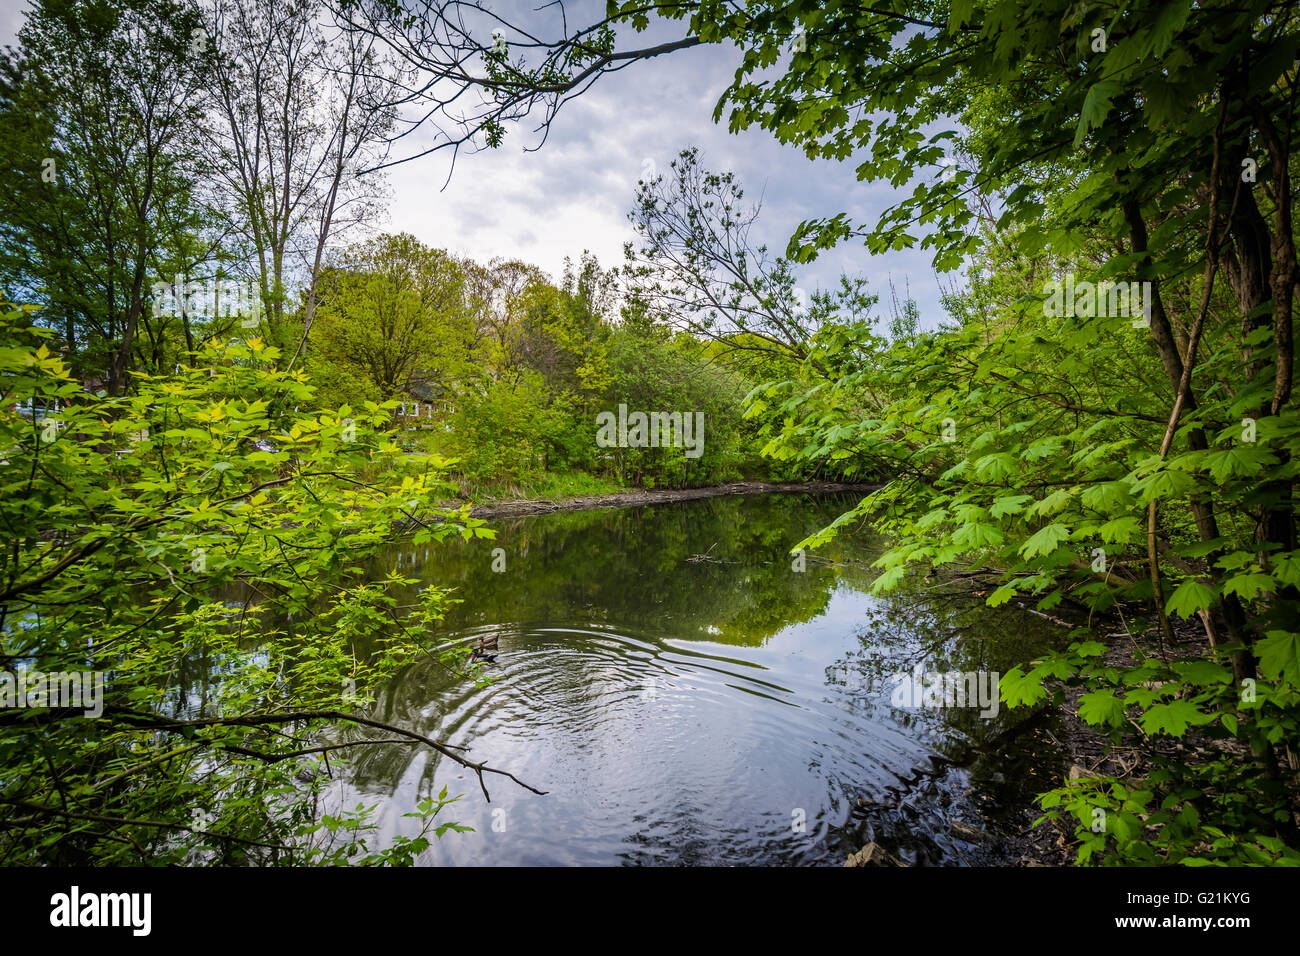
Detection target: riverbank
<box><xmin>921</xmin><ymin>589</ymin><xmax>1229</xmax><ymax>868</ymax></box>
<box><xmin>835</xmin><ymin>563</ymin><xmax>1186</xmax><ymax>868</ymax></box>
<box><xmin>465</xmin><ymin>480</ymin><xmax>882</xmax><ymax>519</ymax></box>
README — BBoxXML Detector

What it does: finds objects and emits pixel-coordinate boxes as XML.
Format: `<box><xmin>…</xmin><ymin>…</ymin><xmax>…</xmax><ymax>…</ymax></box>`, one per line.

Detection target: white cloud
<box><xmin>377</xmin><ymin>39</ymin><xmax>951</xmax><ymax>326</ymax></box>
<box><xmin>0</xmin><ymin>0</ymin><xmax>29</xmax><ymax>48</ymax></box>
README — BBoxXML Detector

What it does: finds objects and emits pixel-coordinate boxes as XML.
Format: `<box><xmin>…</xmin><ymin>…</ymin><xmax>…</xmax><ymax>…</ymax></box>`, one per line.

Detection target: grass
<box><xmin>461</xmin><ymin>470</ymin><xmax>628</xmax><ymax>504</ymax></box>
<box><xmin>389</xmin><ymin>425</ymin><xmax>629</xmax><ymax>503</ymax></box>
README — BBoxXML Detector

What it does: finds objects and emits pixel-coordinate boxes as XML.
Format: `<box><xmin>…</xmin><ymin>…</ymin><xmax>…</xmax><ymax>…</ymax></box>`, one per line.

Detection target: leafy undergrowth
<box><xmin>1003</xmin><ymin>616</ymin><xmax>1300</xmax><ymax>866</ymax></box>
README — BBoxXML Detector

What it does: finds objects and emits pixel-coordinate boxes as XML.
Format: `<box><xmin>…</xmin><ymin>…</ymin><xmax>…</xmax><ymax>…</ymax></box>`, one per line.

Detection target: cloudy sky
<box><xmin>376</xmin><ymin>3</ymin><xmax>951</xmax><ymax>328</ymax></box>
<box><xmin>0</xmin><ymin>0</ymin><xmax>20</xmax><ymax>51</ymax></box>
<box><xmin>0</xmin><ymin>0</ymin><xmax>953</xmax><ymax>327</ymax></box>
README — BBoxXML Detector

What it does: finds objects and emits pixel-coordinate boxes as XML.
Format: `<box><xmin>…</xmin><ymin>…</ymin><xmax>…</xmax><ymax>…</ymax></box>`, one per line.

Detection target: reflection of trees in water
<box><xmin>329</xmin><ymin>663</ymin><xmax>455</xmax><ymax>791</ymax></box>
<box><xmin>818</xmin><ymin>556</ymin><xmax>1070</xmax><ymax>853</ymax></box>
<box><xmin>245</xmin><ymin>492</ymin><xmax>1068</xmax><ymax>830</ymax></box>
<box><xmin>304</xmin><ymin>494</ymin><xmax>1073</xmax><ymax>865</ymax></box>
<box><xmin>825</xmin><ymin>583</ymin><xmax>1062</xmax><ymax>732</ymax></box>
<box><xmin>326</xmin><ymin>493</ymin><xmax>874</xmax><ymax>791</ymax></box>
<box><xmin>344</xmin><ymin>491</ymin><xmax>1067</xmax><ymax>760</ymax></box>
<box><xmin>369</xmin><ymin>492</ymin><xmax>873</xmax><ymax>647</ymax></box>
<box><xmin>335</xmin><ymin>623</ymin><xmax>674</xmax><ymax>793</ymax></box>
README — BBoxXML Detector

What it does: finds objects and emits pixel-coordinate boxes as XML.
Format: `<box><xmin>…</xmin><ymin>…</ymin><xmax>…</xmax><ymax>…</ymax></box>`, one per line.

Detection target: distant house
<box><xmin>401</xmin><ymin>382</ymin><xmax>454</xmax><ymax>425</ymax></box>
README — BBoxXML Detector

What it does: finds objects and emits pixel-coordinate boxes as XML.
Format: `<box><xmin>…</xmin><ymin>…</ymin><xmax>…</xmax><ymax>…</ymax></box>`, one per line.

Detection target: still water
<box><xmin>326</xmin><ymin>492</ymin><xmax>1066</xmax><ymax>866</ymax></box>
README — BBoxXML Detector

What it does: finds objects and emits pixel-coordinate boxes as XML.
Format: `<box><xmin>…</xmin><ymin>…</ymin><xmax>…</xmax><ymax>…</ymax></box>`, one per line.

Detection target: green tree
<box><xmin>0</xmin><ymin>309</ymin><xmax>540</xmax><ymax>864</ymax></box>
<box><xmin>671</xmin><ymin>0</ymin><xmax>1300</xmax><ymax>864</ymax></box>
<box><xmin>0</xmin><ymin>0</ymin><xmax>209</xmax><ymax>392</ymax></box>
<box><xmin>310</xmin><ymin>233</ymin><xmax>474</xmax><ymax>406</ymax></box>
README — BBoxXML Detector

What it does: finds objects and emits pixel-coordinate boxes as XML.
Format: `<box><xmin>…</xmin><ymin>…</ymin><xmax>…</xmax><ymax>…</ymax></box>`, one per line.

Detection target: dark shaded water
<box><xmin>326</xmin><ymin>492</ymin><xmax>1066</xmax><ymax>865</ymax></box>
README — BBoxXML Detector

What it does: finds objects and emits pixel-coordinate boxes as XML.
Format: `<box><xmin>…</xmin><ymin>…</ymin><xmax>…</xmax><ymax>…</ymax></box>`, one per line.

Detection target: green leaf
<box><xmin>1031</xmin><ymin>488</ymin><xmax>1074</xmax><ymax>516</ymax></box>
<box><xmin>1200</xmin><ymin>446</ymin><xmax>1276</xmax><ymax>484</ymax></box>
<box><xmin>1272</xmin><ymin>554</ymin><xmax>1300</xmax><ymax>589</ymax></box>
<box><xmin>1097</xmin><ymin>515</ymin><xmax>1141</xmax><ymax>544</ymax></box>
<box><xmin>1080</xmin><ymin>481</ymin><xmax>1135</xmax><ymax>513</ymax></box>
<box><xmin>1131</xmin><ymin>467</ymin><xmax>1195</xmax><ymax>504</ymax></box>
<box><xmin>1074</xmin><ymin>81</ymin><xmax>1123</xmax><ymax>147</ymax></box>
<box><xmin>1108</xmin><ymin>810</ymin><xmax>1142</xmax><ymax>844</ymax></box>
<box><xmin>1143</xmin><ymin>0</ymin><xmax>1193</xmax><ymax>58</ymax></box>
<box><xmin>1171</xmin><ymin>660</ymin><xmax>1232</xmax><ymax>686</ymax></box>
<box><xmin>987</xmin><ymin>584</ymin><xmax>1017</xmax><ymax>606</ymax></box>
<box><xmin>1256</xmin><ymin>630</ymin><xmax>1300</xmax><ymax>687</ymax></box>
<box><xmin>871</xmin><ymin>565</ymin><xmax>906</xmax><ymax>594</ymax></box>
<box><xmin>990</xmin><ymin>494</ymin><xmax>1031</xmax><ymax>517</ymax></box>
<box><xmin>1141</xmin><ymin>699</ymin><xmax>1211</xmax><ymax>737</ymax></box>
<box><xmin>1078</xmin><ymin>690</ymin><xmax>1126</xmax><ymax>728</ymax></box>
<box><xmin>1164</xmin><ymin>580</ymin><xmax>1217</xmax><ymax>619</ymax></box>
<box><xmin>1000</xmin><ymin>665</ymin><xmax>1049</xmax><ymax>708</ymax></box>
<box><xmin>953</xmin><ymin>521</ymin><xmax>1004</xmax><ymax>549</ymax></box>
<box><xmin>1222</xmin><ymin>572</ymin><xmax>1275</xmax><ymax>602</ymax></box>
<box><xmin>973</xmin><ymin>452</ymin><xmax>1016</xmax><ymax>480</ymax></box>
<box><xmin>1020</xmin><ymin>523</ymin><xmax>1070</xmax><ymax>559</ymax></box>
<box><xmin>948</xmin><ymin>0</ymin><xmax>976</xmax><ymax>30</ymax></box>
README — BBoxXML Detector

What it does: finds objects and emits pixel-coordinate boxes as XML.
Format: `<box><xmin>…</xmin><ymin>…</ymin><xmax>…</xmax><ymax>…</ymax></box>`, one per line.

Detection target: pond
<box><xmin>324</xmin><ymin>491</ymin><xmax>1068</xmax><ymax>866</ymax></box>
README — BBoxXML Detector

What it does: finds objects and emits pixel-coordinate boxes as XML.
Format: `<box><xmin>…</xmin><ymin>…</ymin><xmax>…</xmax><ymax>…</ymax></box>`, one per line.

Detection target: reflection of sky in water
<box><xmin>313</xmin><ymin>493</ymin><xmax>1066</xmax><ymax>866</ymax></box>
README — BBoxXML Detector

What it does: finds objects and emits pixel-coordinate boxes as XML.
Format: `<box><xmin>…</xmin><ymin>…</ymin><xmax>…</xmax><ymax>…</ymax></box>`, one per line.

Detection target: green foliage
<box><xmin>302</xmin><ymin>789</ymin><xmax>472</xmax><ymax>866</ymax></box>
<box><xmin>610</xmin><ymin>0</ymin><xmax>1300</xmax><ymax>864</ymax></box>
<box><xmin>0</xmin><ymin>311</ymin><xmax>497</xmax><ymax>864</ymax></box>
<box><xmin>446</xmin><ymin>367</ymin><xmax>577</xmax><ymax>487</ymax></box>
<box><xmin>0</xmin><ymin>0</ymin><xmax>210</xmax><ymax>392</ymax></box>
<box><xmin>309</xmin><ymin>234</ymin><xmax>476</xmax><ymax>406</ymax></box>
<box><xmin>756</xmin><ymin>261</ymin><xmax>1300</xmax><ymax>862</ymax></box>
<box><xmin>1027</xmin><ymin>640</ymin><xmax>1300</xmax><ymax>865</ymax></box>
<box><xmin>601</xmin><ymin>326</ymin><xmax>751</xmax><ymax>488</ymax></box>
